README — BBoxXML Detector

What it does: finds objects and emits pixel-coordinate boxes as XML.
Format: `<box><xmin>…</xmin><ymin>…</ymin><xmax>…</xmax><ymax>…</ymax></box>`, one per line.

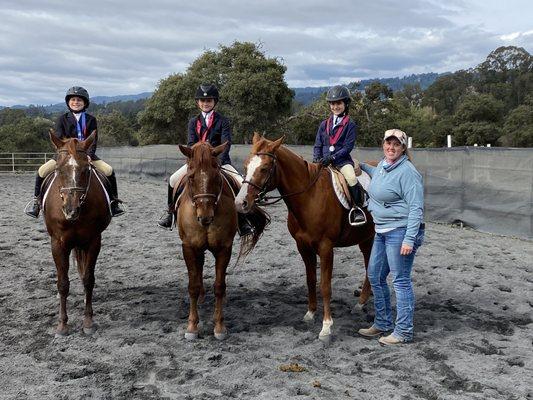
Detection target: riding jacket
<box><xmin>187</xmin><ymin>111</ymin><xmax>231</xmax><ymax>165</ymax></box>
<box><xmin>360</xmin><ymin>155</ymin><xmax>424</xmax><ymax>247</ymax></box>
<box><xmin>55</xmin><ymin>112</ymin><xmax>98</xmax><ymax>160</ymax></box>
<box><xmin>313</xmin><ymin>115</ymin><xmax>357</xmax><ymax>168</ymax></box>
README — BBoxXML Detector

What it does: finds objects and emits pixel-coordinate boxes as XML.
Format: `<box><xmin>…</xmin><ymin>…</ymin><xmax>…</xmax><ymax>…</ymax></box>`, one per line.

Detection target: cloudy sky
<box><xmin>1</xmin><ymin>0</ymin><xmax>532</xmax><ymax>106</ymax></box>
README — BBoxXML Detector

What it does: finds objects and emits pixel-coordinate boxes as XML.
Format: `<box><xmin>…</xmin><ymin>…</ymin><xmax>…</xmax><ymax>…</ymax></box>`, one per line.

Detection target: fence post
<box><xmin>447</xmin><ymin>135</ymin><xmax>452</xmax><ymax>148</ymax></box>
<box><xmin>12</xmin><ymin>153</ymin><xmax>15</xmax><ymax>172</ymax></box>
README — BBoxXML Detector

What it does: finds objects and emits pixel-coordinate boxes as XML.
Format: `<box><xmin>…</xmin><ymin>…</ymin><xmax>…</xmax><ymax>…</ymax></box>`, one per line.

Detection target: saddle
<box><xmin>327</xmin><ymin>166</ymin><xmax>370</xmax><ymax>210</ymax></box>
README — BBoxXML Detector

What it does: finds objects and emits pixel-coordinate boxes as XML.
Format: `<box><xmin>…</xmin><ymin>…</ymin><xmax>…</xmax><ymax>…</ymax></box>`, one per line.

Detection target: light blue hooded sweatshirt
<box><xmin>360</xmin><ymin>155</ymin><xmax>424</xmax><ymax>247</ymax></box>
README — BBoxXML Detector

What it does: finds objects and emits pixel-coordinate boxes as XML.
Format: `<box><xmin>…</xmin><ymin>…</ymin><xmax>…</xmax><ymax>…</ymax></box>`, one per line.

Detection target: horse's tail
<box><xmin>235</xmin><ymin>205</ymin><xmax>271</xmax><ymax>265</ymax></box>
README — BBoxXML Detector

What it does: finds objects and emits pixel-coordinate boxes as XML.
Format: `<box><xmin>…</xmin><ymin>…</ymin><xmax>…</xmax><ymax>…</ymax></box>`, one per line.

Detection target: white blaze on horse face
<box><xmin>235</xmin><ymin>155</ymin><xmax>262</xmax><ymax>210</ymax></box>
<box><xmin>67</xmin><ymin>157</ymin><xmax>79</xmax><ymax>183</ymax></box>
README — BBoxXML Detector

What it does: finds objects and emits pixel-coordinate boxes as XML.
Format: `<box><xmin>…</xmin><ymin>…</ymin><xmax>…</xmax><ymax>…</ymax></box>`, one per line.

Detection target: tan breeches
<box><xmin>38</xmin><ymin>159</ymin><xmax>113</xmax><ymax>178</ymax></box>
<box><xmin>169</xmin><ymin>163</ymin><xmax>242</xmax><ymax>188</ymax></box>
<box><xmin>340</xmin><ymin>164</ymin><xmax>358</xmax><ymax>186</ymax></box>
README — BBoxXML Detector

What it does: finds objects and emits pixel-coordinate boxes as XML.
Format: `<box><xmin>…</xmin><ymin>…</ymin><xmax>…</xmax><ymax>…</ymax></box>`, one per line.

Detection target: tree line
<box><xmin>0</xmin><ymin>43</ymin><xmax>531</xmax><ymax>153</ymax></box>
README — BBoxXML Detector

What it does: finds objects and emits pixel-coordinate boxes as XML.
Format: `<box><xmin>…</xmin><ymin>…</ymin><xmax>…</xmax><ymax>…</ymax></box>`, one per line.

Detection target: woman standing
<box><xmin>357</xmin><ymin>129</ymin><xmax>424</xmax><ymax>345</ymax></box>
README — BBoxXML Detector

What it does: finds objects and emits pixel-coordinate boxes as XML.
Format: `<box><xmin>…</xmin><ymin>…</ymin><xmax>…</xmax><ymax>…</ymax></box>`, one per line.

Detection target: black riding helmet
<box><xmin>65</xmin><ymin>86</ymin><xmax>90</xmax><ymax>110</ymax></box>
<box><xmin>194</xmin><ymin>84</ymin><xmax>219</xmax><ymax>102</ymax></box>
<box><xmin>326</xmin><ymin>85</ymin><xmax>351</xmax><ymax>103</ymax></box>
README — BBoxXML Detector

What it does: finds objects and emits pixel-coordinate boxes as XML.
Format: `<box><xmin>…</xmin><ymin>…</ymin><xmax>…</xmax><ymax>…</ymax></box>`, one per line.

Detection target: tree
<box><xmin>138</xmin><ymin>41</ymin><xmax>293</xmax><ymax>144</ymax></box>
<box><xmin>97</xmin><ymin>110</ymin><xmax>137</xmax><ymax>146</ymax></box>
<box><xmin>499</xmin><ymin>97</ymin><xmax>533</xmax><ymax>147</ymax></box>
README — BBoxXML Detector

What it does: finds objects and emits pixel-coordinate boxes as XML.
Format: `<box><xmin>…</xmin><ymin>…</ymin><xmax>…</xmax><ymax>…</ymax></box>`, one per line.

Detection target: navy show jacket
<box><xmin>55</xmin><ymin>112</ymin><xmax>99</xmax><ymax>160</ymax></box>
<box><xmin>187</xmin><ymin>112</ymin><xmax>232</xmax><ymax>165</ymax></box>
<box><xmin>313</xmin><ymin>115</ymin><xmax>357</xmax><ymax>167</ymax></box>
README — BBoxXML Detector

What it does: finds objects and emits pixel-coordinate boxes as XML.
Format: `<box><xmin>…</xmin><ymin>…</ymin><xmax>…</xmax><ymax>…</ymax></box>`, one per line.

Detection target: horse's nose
<box><xmin>198</xmin><ymin>216</ymin><xmax>213</xmax><ymax>226</ymax></box>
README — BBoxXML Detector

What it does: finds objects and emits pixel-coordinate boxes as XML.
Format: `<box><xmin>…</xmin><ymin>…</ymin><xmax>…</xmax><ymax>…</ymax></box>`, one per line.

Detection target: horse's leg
<box><xmin>197</xmin><ymin>252</ymin><xmax>206</xmax><ymax>305</ymax></box>
<box><xmin>296</xmin><ymin>240</ymin><xmax>318</xmax><ymax>323</ymax></box>
<box><xmin>78</xmin><ymin>236</ymin><xmax>102</xmax><ymax>334</ymax></box>
<box><xmin>355</xmin><ymin>236</ymin><xmax>374</xmax><ymax>309</ymax></box>
<box><xmin>182</xmin><ymin>244</ymin><xmax>203</xmax><ymax>340</ymax></box>
<box><xmin>51</xmin><ymin>238</ymin><xmax>70</xmax><ymax>336</ymax></box>
<box><xmin>318</xmin><ymin>241</ymin><xmax>334</xmax><ymax>342</ymax></box>
<box><xmin>213</xmin><ymin>246</ymin><xmax>231</xmax><ymax>340</ymax></box>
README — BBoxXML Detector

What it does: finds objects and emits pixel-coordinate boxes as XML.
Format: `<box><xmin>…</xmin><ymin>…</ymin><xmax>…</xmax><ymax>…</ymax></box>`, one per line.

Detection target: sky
<box><xmin>0</xmin><ymin>0</ymin><xmax>532</xmax><ymax>106</ymax></box>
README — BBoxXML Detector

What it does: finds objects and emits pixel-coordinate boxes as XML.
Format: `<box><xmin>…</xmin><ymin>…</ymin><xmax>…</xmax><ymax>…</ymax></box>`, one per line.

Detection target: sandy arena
<box><xmin>0</xmin><ymin>175</ymin><xmax>531</xmax><ymax>400</ymax></box>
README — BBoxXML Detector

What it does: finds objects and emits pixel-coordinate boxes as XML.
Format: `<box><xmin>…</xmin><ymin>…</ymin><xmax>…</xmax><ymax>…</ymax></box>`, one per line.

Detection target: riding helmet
<box><xmin>65</xmin><ymin>86</ymin><xmax>90</xmax><ymax>108</ymax></box>
<box><xmin>326</xmin><ymin>85</ymin><xmax>351</xmax><ymax>105</ymax></box>
<box><xmin>194</xmin><ymin>84</ymin><xmax>219</xmax><ymax>101</ymax></box>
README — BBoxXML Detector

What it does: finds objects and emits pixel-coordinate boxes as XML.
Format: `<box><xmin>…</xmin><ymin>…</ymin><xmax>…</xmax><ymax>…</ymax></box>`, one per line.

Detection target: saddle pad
<box><xmin>329</xmin><ymin>167</ymin><xmax>370</xmax><ymax>210</ymax></box>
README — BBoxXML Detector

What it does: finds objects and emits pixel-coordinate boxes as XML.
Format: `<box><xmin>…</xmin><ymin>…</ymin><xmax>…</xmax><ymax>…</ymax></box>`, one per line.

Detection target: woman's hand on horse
<box><xmin>400</xmin><ymin>244</ymin><xmax>413</xmax><ymax>255</ymax></box>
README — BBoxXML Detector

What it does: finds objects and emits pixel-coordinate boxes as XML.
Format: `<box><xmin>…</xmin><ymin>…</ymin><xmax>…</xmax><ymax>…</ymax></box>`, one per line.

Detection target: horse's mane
<box><xmin>277</xmin><ymin>144</ymin><xmax>321</xmax><ymax>180</ymax></box>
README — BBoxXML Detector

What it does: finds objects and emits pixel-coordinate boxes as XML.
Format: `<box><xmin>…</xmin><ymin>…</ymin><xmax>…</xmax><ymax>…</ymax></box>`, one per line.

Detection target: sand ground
<box><xmin>0</xmin><ymin>175</ymin><xmax>531</xmax><ymax>400</ymax></box>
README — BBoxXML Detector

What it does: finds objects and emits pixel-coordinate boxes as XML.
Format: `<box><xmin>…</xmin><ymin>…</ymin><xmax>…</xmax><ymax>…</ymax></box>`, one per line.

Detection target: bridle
<box><xmin>57</xmin><ymin>149</ymin><xmax>92</xmax><ymax>207</ymax></box>
<box><xmin>242</xmin><ymin>151</ymin><xmax>324</xmax><ymax>206</ymax></box>
<box><xmin>188</xmin><ymin>166</ymin><xmax>224</xmax><ymax>208</ymax></box>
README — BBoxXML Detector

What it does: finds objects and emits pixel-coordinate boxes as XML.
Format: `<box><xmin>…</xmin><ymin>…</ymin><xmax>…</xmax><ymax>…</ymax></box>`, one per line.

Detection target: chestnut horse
<box><xmin>44</xmin><ymin>130</ymin><xmax>111</xmax><ymax>336</ymax></box>
<box><xmin>178</xmin><ymin>141</ymin><xmax>260</xmax><ymax>340</ymax></box>
<box><xmin>235</xmin><ymin>133</ymin><xmax>375</xmax><ymax>342</ymax></box>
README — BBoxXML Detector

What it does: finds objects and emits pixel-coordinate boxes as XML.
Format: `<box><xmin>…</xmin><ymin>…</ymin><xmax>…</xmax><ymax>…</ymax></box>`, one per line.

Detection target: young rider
<box><xmin>312</xmin><ymin>85</ymin><xmax>366</xmax><ymax>225</ymax></box>
<box><xmin>157</xmin><ymin>83</ymin><xmax>252</xmax><ymax>235</ymax></box>
<box><xmin>25</xmin><ymin>86</ymin><xmax>124</xmax><ymax>218</ymax></box>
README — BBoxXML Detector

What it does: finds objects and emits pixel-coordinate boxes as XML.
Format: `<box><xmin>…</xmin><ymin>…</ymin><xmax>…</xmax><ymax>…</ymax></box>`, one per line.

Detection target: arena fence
<box><xmin>5</xmin><ymin>145</ymin><xmax>532</xmax><ymax>239</ymax></box>
<box><xmin>0</xmin><ymin>152</ymin><xmax>55</xmax><ymax>173</ymax></box>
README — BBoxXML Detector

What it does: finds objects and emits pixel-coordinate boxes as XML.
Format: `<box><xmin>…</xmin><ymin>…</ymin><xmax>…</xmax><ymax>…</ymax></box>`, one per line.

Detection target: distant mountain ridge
<box><xmin>1</xmin><ymin>73</ymin><xmax>445</xmax><ymax>111</ymax></box>
<box><xmin>293</xmin><ymin>72</ymin><xmax>446</xmax><ymax>105</ymax></box>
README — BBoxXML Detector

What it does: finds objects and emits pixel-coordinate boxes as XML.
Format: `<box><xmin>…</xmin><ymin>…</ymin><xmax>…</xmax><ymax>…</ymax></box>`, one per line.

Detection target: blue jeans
<box><xmin>367</xmin><ymin>226</ymin><xmax>424</xmax><ymax>342</ymax></box>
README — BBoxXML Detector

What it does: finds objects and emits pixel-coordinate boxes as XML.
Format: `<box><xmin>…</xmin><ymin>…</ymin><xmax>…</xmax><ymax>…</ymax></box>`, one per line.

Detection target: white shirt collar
<box><xmin>73</xmin><ymin>112</ymin><xmax>82</xmax><ymax>121</ymax></box>
<box><xmin>202</xmin><ymin>110</ymin><xmax>214</xmax><ymax>121</ymax></box>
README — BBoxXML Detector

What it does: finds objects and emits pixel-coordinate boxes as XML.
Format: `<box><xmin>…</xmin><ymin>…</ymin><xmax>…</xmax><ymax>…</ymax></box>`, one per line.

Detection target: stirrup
<box><xmin>24</xmin><ymin>199</ymin><xmax>40</xmax><ymax>218</ymax></box>
<box><xmin>157</xmin><ymin>211</ymin><xmax>174</xmax><ymax>231</ymax></box>
<box><xmin>348</xmin><ymin>206</ymin><xmax>367</xmax><ymax>227</ymax></box>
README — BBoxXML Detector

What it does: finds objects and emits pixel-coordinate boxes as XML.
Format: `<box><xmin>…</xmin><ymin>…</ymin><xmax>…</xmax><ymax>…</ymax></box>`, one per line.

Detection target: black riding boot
<box><xmin>237</xmin><ymin>212</ymin><xmax>254</xmax><ymax>236</ymax></box>
<box><xmin>26</xmin><ymin>174</ymin><xmax>44</xmax><ymax>218</ymax></box>
<box><xmin>108</xmin><ymin>172</ymin><xmax>125</xmax><ymax>217</ymax></box>
<box><xmin>348</xmin><ymin>182</ymin><xmax>366</xmax><ymax>225</ymax></box>
<box><xmin>157</xmin><ymin>184</ymin><xmax>175</xmax><ymax>229</ymax></box>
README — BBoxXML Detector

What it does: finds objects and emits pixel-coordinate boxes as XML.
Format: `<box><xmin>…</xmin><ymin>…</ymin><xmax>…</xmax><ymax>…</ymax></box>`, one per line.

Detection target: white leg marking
<box><xmin>319</xmin><ymin>318</ymin><xmax>333</xmax><ymax>338</ymax></box>
<box><xmin>303</xmin><ymin>310</ymin><xmax>315</xmax><ymax>322</ymax></box>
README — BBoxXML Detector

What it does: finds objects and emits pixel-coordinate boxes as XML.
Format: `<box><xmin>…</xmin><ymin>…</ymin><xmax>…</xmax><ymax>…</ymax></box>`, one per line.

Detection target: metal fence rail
<box><xmin>0</xmin><ymin>153</ymin><xmax>55</xmax><ymax>173</ymax></box>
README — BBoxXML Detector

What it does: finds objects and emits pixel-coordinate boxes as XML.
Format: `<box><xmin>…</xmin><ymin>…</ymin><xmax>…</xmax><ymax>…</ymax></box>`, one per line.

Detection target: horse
<box><xmin>177</xmin><ymin>141</ymin><xmax>263</xmax><ymax>340</ymax></box>
<box><xmin>43</xmin><ymin>130</ymin><xmax>111</xmax><ymax>336</ymax></box>
<box><xmin>235</xmin><ymin>133</ymin><xmax>375</xmax><ymax>342</ymax></box>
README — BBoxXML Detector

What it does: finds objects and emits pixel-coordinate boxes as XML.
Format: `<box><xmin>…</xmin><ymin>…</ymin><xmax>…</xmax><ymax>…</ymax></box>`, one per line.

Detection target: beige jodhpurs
<box><xmin>38</xmin><ymin>159</ymin><xmax>113</xmax><ymax>178</ymax></box>
<box><xmin>169</xmin><ymin>163</ymin><xmax>242</xmax><ymax>188</ymax></box>
<box><xmin>339</xmin><ymin>164</ymin><xmax>358</xmax><ymax>186</ymax></box>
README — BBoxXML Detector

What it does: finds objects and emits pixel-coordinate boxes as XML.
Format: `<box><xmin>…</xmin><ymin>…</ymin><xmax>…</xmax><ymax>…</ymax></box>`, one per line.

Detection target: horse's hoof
<box><xmin>185</xmin><ymin>331</ymin><xmax>199</xmax><ymax>341</ymax></box>
<box><xmin>303</xmin><ymin>311</ymin><xmax>315</xmax><ymax>323</ymax></box>
<box><xmin>353</xmin><ymin>302</ymin><xmax>365</xmax><ymax>312</ymax></box>
<box><xmin>54</xmin><ymin>328</ymin><xmax>69</xmax><ymax>338</ymax></box>
<box><xmin>214</xmin><ymin>330</ymin><xmax>228</xmax><ymax>340</ymax></box>
<box><xmin>83</xmin><ymin>325</ymin><xmax>97</xmax><ymax>335</ymax></box>
<box><xmin>318</xmin><ymin>333</ymin><xmax>332</xmax><ymax>345</ymax></box>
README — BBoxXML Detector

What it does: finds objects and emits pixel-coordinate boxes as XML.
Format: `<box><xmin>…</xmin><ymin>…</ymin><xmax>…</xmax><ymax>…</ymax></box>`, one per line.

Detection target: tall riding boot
<box><xmin>26</xmin><ymin>174</ymin><xmax>44</xmax><ymax>218</ymax></box>
<box><xmin>237</xmin><ymin>212</ymin><xmax>254</xmax><ymax>236</ymax></box>
<box><xmin>157</xmin><ymin>184</ymin><xmax>175</xmax><ymax>229</ymax></box>
<box><xmin>108</xmin><ymin>172</ymin><xmax>125</xmax><ymax>217</ymax></box>
<box><xmin>348</xmin><ymin>182</ymin><xmax>366</xmax><ymax>226</ymax></box>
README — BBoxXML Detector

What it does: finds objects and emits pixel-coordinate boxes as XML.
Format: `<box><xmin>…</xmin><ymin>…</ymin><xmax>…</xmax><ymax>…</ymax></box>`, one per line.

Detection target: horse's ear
<box><xmin>252</xmin><ymin>132</ymin><xmax>262</xmax><ymax>144</ymax></box>
<box><xmin>49</xmin><ymin>128</ymin><xmax>64</xmax><ymax>149</ymax></box>
<box><xmin>179</xmin><ymin>144</ymin><xmax>192</xmax><ymax>158</ymax></box>
<box><xmin>271</xmin><ymin>135</ymin><xmax>285</xmax><ymax>151</ymax></box>
<box><xmin>212</xmin><ymin>141</ymin><xmax>228</xmax><ymax>158</ymax></box>
<box><xmin>82</xmin><ymin>130</ymin><xmax>97</xmax><ymax>150</ymax></box>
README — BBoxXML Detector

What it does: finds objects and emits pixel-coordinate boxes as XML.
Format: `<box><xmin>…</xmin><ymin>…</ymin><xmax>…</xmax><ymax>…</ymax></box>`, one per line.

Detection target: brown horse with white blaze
<box><xmin>177</xmin><ymin>141</ymin><xmax>249</xmax><ymax>340</ymax></box>
<box><xmin>235</xmin><ymin>133</ymin><xmax>375</xmax><ymax>342</ymax></box>
<box><xmin>44</xmin><ymin>130</ymin><xmax>111</xmax><ymax>336</ymax></box>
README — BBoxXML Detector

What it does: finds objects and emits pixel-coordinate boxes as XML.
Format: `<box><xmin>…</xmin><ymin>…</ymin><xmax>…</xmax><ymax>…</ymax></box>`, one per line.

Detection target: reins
<box><xmin>244</xmin><ymin>152</ymin><xmax>324</xmax><ymax>206</ymax></box>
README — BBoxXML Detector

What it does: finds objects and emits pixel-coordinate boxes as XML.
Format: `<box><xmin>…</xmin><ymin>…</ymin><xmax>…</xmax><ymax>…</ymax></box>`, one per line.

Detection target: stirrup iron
<box><xmin>348</xmin><ymin>206</ymin><xmax>367</xmax><ymax>227</ymax></box>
